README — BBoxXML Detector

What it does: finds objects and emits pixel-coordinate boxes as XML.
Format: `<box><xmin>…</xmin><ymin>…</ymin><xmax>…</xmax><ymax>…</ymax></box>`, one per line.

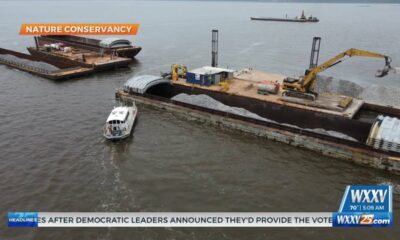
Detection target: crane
<box><xmin>282</xmin><ymin>48</ymin><xmax>392</xmax><ymax>100</ymax></box>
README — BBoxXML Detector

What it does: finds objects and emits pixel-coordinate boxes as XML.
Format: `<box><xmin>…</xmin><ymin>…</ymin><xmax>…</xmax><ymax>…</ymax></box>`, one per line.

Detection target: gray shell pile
<box><xmin>171</xmin><ymin>93</ymin><xmax>357</xmax><ymax>141</ymax></box>
<box><xmin>0</xmin><ymin>54</ymin><xmax>60</xmax><ymax>72</ymax></box>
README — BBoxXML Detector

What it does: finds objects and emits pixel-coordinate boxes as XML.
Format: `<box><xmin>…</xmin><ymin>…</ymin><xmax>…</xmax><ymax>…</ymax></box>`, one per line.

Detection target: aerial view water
<box><xmin>0</xmin><ymin>1</ymin><xmax>400</xmax><ymax>239</ymax></box>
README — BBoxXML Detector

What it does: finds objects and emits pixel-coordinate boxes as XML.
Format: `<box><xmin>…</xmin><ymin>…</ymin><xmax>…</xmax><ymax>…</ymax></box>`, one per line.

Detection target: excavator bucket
<box><xmin>376</xmin><ymin>67</ymin><xmax>390</xmax><ymax>78</ymax></box>
<box><xmin>376</xmin><ymin>56</ymin><xmax>392</xmax><ymax>77</ymax></box>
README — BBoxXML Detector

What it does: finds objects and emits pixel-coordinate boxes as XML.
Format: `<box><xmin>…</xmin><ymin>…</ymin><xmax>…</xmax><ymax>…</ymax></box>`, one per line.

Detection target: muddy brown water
<box><xmin>1</xmin><ymin>1</ymin><xmax>400</xmax><ymax>239</ymax></box>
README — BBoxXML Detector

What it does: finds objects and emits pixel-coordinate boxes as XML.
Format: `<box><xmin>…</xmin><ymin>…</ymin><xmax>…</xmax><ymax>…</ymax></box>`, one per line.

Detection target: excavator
<box><xmin>171</xmin><ymin>64</ymin><xmax>187</xmax><ymax>81</ymax></box>
<box><xmin>282</xmin><ymin>48</ymin><xmax>392</xmax><ymax>100</ymax></box>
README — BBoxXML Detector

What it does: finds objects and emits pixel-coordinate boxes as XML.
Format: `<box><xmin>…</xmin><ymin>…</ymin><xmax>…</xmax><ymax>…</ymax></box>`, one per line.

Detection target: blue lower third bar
<box><xmin>8</xmin><ymin>212</ymin><xmax>38</xmax><ymax>227</ymax></box>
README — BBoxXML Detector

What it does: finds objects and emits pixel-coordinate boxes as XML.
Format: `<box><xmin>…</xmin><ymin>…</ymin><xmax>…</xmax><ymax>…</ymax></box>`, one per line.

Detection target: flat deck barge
<box><xmin>36</xmin><ymin>35</ymin><xmax>141</xmax><ymax>59</ymax></box>
<box><xmin>174</xmin><ymin>69</ymin><xmax>363</xmax><ymax>119</ymax></box>
<box><xmin>116</xmin><ymin>70</ymin><xmax>400</xmax><ymax>174</ymax></box>
<box><xmin>27</xmin><ymin>46</ymin><xmax>131</xmax><ymax>71</ymax></box>
<box><xmin>0</xmin><ymin>35</ymin><xmax>139</xmax><ymax>79</ymax></box>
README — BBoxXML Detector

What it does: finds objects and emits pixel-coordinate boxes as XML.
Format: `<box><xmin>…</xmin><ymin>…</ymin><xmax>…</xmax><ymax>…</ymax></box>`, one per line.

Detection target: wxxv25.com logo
<box><xmin>333</xmin><ymin>185</ymin><xmax>392</xmax><ymax>227</ymax></box>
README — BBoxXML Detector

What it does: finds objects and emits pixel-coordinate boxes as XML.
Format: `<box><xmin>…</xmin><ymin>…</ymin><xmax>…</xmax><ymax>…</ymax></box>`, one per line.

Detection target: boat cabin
<box><xmin>106</xmin><ymin>107</ymin><xmax>130</xmax><ymax>131</ymax></box>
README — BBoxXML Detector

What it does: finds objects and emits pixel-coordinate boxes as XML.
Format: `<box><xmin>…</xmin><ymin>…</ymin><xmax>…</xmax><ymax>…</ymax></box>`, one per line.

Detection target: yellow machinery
<box><xmin>219</xmin><ymin>81</ymin><xmax>230</xmax><ymax>92</ymax></box>
<box><xmin>171</xmin><ymin>64</ymin><xmax>187</xmax><ymax>81</ymax></box>
<box><xmin>283</xmin><ymin>48</ymin><xmax>392</xmax><ymax>100</ymax></box>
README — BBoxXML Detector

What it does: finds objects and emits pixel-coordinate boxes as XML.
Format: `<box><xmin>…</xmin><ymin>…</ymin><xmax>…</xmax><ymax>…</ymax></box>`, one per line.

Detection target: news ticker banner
<box><xmin>9</xmin><ymin>212</ymin><xmax>332</xmax><ymax>227</ymax></box>
<box><xmin>19</xmin><ymin>24</ymin><xmax>140</xmax><ymax>35</ymax></box>
<box><xmin>8</xmin><ymin>185</ymin><xmax>393</xmax><ymax>228</ymax></box>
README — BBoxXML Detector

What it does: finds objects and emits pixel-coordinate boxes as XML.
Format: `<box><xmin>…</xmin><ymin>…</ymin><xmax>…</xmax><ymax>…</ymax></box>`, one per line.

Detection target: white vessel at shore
<box><xmin>103</xmin><ymin>104</ymin><xmax>137</xmax><ymax>140</ymax></box>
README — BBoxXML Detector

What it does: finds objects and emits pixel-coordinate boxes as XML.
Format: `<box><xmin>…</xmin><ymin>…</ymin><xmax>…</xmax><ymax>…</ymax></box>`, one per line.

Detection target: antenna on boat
<box><xmin>211</xmin><ymin>29</ymin><xmax>218</xmax><ymax>67</ymax></box>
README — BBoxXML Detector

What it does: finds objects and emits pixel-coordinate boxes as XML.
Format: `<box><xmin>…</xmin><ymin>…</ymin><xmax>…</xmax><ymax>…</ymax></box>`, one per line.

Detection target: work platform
<box><xmin>28</xmin><ymin>47</ymin><xmax>132</xmax><ymax>70</ymax></box>
<box><xmin>172</xmin><ymin>68</ymin><xmax>364</xmax><ymax>119</ymax></box>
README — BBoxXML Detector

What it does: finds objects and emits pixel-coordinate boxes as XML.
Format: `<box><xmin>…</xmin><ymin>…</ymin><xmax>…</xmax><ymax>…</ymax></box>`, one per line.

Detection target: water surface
<box><xmin>0</xmin><ymin>1</ymin><xmax>400</xmax><ymax>239</ymax></box>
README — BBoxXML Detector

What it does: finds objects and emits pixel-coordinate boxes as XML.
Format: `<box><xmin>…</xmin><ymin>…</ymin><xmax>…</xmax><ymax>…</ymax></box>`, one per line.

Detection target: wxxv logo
<box><xmin>333</xmin><ymin>185</ymin><xmax>392</xmax><ymax>227</ymax></box>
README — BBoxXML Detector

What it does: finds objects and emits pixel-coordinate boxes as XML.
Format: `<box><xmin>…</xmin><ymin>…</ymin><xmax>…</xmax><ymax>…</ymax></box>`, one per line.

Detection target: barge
<box><xmin>251</xmin><ymin>11</ymin><xmax>319</xmax><ymax>23</ymax></box>
<box><xmin>35</xmin><ymin>35</ymin><xmax>141</xmax><ymax>59</ymax></box>
<box><xmin>115</xmin><ymin>72</ymin><xmax>400</xmax><ymax>174</ymax></box>
<box><xmin>0</xmin><ymin>35</ymin><xmax>140</xmax><ymax>79</ymax></box>
<box><xmin>27</xmin><ymin>41</ymin><xmax>132</xmax><ymax>72</ymax></box>
<box><xmin>0</xmin><ymin>47</ymin><xmax>92</xmax><ymax>80</ymax></box>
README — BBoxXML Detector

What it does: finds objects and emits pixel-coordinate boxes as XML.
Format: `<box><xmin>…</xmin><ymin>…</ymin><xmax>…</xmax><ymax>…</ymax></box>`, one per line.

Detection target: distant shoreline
<box><xmin>2</xmin><ymin>0</ymin><xmax>399</xmax><ymax>3</ymax></box>
<box><xmin>155</xmin><ymin>0</ymin><xmax>400</xmax><ymax>3</ymax></box>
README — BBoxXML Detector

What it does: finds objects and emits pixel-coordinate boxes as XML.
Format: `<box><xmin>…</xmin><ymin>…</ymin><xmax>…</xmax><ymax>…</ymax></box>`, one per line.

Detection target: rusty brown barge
<box><xmin>116</xmin><ymin>73</ymin><xmax>400</xmax><ymax>175</ymax></box>
<box><xmin>0</xmin><ymin>35</ymin><xmax>141</xmax><ymax>80</ymax></box>
<box><xmin>35</xmin><ymin>35</ymin><xmax>141</xmax><ymax>59</ymax></box>
<box><xmin>28</xmin><ymin>36</ymin><xmax>134</xmax><ymax>71</ymax></box>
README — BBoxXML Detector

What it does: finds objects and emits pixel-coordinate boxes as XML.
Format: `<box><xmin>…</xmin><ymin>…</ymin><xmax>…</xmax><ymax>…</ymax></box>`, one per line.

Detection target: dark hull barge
<box><xmin>251</xmin><ymin>17</ymin><xmax>319</xmax><ymax>23</ymax></box>
<box><xmin>251</xmin><ymin>11</ymin><xmax>319</xmax><ymax>23</ymax></box>
<box><xmin>116</xmin><ymin>75</ymin><xmax>400</xmax><ymax>175</ymax></box>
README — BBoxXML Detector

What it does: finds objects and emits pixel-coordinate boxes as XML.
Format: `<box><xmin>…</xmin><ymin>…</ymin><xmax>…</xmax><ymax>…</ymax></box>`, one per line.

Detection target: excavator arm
<box><xmin>283</xmin><ymin>48</ymin><xmax>392</xmax><ymax>96</ymax></box>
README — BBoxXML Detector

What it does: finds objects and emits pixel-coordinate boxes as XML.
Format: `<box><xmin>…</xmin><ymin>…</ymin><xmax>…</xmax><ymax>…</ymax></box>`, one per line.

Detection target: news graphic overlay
<box><xmin>8</xmin><ymin>212</ymin><xmax>38</xmax><ymax>227</ymax></box>
<box><xmin>333</xmin><ymin>185</ymin><xmax>392</xmax><ymax>227</ymax></box>
<box><xmin>8</xmin><ymin>185</ymin><xmax>392</xmax><ymax>228</ymax></box>
<box><xmin>8</xmin><ymin>212</ymin><xmax>332</xmax><ymax>227</ymax></box>
<box><xmin>20</xmin><ymin>24</ymin><xmax>139</xmax><ymax>35</ymax></box>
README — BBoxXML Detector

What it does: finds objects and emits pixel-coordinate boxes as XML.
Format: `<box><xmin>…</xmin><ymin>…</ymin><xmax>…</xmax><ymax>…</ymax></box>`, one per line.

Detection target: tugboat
<box><xmin>103</xmin><ymin>104</ymin><xmax>137</xmax><ymax>140</ymax></box>
<box><xmin>251</xmin><ymin>10</ymin><xmax>319</xmax><ymax>23</ymax></box>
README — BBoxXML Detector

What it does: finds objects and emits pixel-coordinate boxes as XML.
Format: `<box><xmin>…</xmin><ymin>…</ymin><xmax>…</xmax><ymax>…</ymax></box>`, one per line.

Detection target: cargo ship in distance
<box><xmin>251</xmin><ymin>10</ymin><xmax>319</xmax><ymax>23</ymax></box>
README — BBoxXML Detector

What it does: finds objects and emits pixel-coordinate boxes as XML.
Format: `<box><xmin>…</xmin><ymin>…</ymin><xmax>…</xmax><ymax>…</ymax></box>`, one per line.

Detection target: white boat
<box><xmin>103</xmin><ymin>104</ymin><xmax>137</xmax><ymax>140</ymax></box>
